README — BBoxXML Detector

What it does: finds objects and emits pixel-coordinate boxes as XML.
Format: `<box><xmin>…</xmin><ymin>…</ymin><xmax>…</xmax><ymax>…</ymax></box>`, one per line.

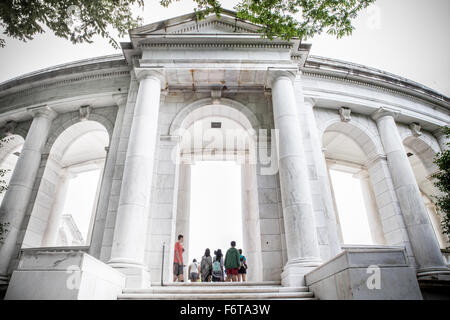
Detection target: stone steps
<box><xmin>118</xmin><ymin>282</ymin><xmax>315</xmax><ymax>300</ymax></box>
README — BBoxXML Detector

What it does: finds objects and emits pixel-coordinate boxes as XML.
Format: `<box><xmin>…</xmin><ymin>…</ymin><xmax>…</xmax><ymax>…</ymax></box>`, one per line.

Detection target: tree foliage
<box><xmin>0</xmin><ymin>137</ymin><xmax>12</xmax><ymax>242</ymax></box>
<box><xmin>432</xmin><ymin>127</ymin><xmax>450</xmax><ymax>247</ymax></box>
<box><xmin>0</xmin><ymin>0</ymin><xmax>144</xmax><ymax>49</ymax></box>
<box><xmin>1</xmin><ymin>0</ymin><xmax>375</xmax><ymax>48</ymax></box>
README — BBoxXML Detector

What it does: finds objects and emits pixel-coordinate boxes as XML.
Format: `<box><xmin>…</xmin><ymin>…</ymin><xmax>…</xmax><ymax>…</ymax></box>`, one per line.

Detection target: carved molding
<box><xmin>79</xmin><ymin>105</ymin><xmax>92</xmax><ymax>121</ymax></box>
<box><xmin>339</xmin><ymin>107</ymin><xmax>351</xmax><ymax>122</ymax></box>
<box><xmin>409</xmin><ymin>122</ymin><xmax>422</xmax><ymax>137</ymax></box>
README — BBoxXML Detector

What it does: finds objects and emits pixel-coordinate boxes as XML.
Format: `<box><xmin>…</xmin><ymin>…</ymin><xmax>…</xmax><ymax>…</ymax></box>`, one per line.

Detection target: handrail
<box><xmin>161</xmin><ymin>242</ymin><xmax>165</xmax><ymax>286</ymax></box>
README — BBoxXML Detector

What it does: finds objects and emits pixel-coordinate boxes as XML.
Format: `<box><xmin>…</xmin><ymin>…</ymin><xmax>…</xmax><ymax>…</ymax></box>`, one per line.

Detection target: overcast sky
<box><xmin>0</xmin><ymin>0</ymin><xmax>448</xmax><ymax>96</ymax></box>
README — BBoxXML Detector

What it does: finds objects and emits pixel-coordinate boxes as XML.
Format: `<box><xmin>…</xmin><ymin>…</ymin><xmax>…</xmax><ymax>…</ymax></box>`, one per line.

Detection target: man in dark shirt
<box><xmin>224</xmin><ymin>241</ymin><xmax>240</xmax><ymax>282</ymax></box>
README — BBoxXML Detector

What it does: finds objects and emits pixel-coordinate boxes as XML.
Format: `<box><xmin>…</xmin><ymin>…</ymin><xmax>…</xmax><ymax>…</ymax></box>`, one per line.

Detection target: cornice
<box><xmin>138</xmin><ymin>41</ymin><xmax>292</xmax><ymax>49</ymax></box>
<box><xmin>0</xmin><ymin>70</ymin><xmax>130</xmax><ymax>100</ymax></box>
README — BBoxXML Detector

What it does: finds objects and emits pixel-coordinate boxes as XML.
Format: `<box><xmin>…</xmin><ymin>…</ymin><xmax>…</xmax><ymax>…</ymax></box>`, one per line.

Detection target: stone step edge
<box><xmin>118</xmin><ymin>292</ymin><xmax>315</xmax><ymax>300</ymax></box>
<box><xmin>123</xmin><ymin>286</ymin><xmax>308</xmax><ymax>294</ymax></box>
<box><xmin>149</xmin><ymin>281</ymin><xmax>281</xmax><ymax>287</ymax></box>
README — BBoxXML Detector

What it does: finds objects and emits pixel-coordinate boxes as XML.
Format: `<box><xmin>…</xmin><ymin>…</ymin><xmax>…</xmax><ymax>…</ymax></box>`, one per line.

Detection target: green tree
<box><xmin>1</xmin><ymin>0</ymin><xmax>375</xmax><ymax>48</ymax></box>
<box><xmin>0</xmin><ymin>137</ymin><xmax>12</xmax><ymax>242</ymax></box>
<box><xmin>432</xmin><ymin>127</ymin><xmax>450</xmax><ymax>247</ymax></box>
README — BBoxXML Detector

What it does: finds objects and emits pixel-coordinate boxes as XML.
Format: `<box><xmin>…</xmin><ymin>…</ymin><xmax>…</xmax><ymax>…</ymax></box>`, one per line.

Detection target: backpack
<box><xmin>212</xmin><ymin>260</ymin><xmax>221</xmax><ymax>272</ymax></box>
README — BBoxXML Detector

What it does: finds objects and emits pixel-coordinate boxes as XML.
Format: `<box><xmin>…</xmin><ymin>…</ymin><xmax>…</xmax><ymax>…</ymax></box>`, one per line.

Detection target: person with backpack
<box><xmin>200</xmin><ymin>248</ymin><xmax>212</xmax><ymax>282</ymax></box>
<box><xmin>224</xmin><ymin>241</ymin><xmax>240</xmax><ymax>282</ymax></box>
<box><xmin>238</xmin><ymin>249</ymin><xmax>247</xmax><ymax>282</ymax></box>
<box><xmin>188</xmin><ymin>259</ymin><xmax>200</xmax><ymax>282</ymax></box>
<box><xmin>212</xmin><ymin>249</ymin><xmax>224</xmax><ymax>282</ymax></box>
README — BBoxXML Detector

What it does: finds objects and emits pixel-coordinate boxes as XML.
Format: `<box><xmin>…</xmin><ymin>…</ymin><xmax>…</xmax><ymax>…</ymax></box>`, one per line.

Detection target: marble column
<box><xmin>241</xmin><ymin>162</ymin><xmax>263</xmax><ymax>282</ymax></box>
<box><xmin>372</xmin><ymin>107</ymin><xmax>447</xmax><ymax>275</ymax></box>
<box><xmin>86</xmin><ymin>164</ymin><xmax>105</xmax><ymax>245</ymax></box>
<box><xmin>107</xmin><ymin>69</ymin><xmax>165</xmax><ymax>288</ymax></box>
<box><xmin>355</xmin><ymin>170</ymin><xmax>386</xmax><ymax>245</ymax></box>
<box><xmin>302</xmin><ymin>98</ymin><xmax>342</xmax><ymax>257</ymax></box>
<box><xmin>89</xmin><ymin>94</ymin><xmax>126</xmax><ymax>259</ymax></box>
<box><xmin>0</xmin><ymin>106</ymin><xmax>57</xmax><ymax>277</ymax></box>
<box><xmin>175</xmin><ymin>162</ymin><xmax>191</xmax><ymax>283</ymax></box>
<box><xmin>41</xmin><ymin>169</ymin><xmax>75</xmax><ymax>247</ymax></box>
<box><xmin>270</xmin><ymin>70</ymin><xmax>321</xmax><ymax>286</ymax></box>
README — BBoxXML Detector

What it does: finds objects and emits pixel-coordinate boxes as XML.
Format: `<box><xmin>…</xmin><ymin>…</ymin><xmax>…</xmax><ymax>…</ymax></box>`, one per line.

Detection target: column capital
<box><xmin>303</xmin><ymin>97</ymin><xmax>317</xmax><ymax>108</ymax></box>
<box><xmin>364</xmin><ymin>153</ymin><xmax>387</xmax><ymax>167</ymax></box>
<box><xmin>371</xmin><ymin>106</ymin><xmax>400</xmax><ymax>121</ymax></box>
<box><xmin>112</xmin><ymin>93</ymin><xmax>128</xmax><ymax>108</ymax></box>
<box><xmin>266</xmin><ymin>67</ymin><xmax>298</xmax><ymax>87</ymax></box>
<box><xmin>27</xmin><ymin>105</ymin><xmax>57</xmax><ymax>120</ymax></box>
<box><xmin>134</xmin><ymin>67</ymin><xmax>166</xmax><ymax>86</ymax></box>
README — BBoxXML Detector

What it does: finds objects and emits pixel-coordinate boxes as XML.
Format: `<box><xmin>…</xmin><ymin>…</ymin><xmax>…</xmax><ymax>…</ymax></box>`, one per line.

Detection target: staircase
<box><xmin>118</xmin><ymin>281</ymin><xmax>315</xmax><ymax>300</ymax></box>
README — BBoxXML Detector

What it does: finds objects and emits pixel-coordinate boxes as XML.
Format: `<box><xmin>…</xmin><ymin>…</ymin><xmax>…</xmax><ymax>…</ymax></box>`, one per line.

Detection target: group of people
<box><xmin>173</xmin><ymin>234</ymin><xmax>248</xmax><ymax>283</ymax></box>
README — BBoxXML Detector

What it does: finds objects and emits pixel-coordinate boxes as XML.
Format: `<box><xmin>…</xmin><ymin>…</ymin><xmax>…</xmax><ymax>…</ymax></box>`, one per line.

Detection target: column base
<box><xmin>107</xmin><ymin>259</ymin><xmax>151</xmax><ymax>289</ymax></box>
<box><xmin>417</xmin><ymin>267</ymin><xmax>450</xmax><ymax>281</ymax></box>
<box><xmin>281</xmin><ymin>257</ymin><xmax>322</xmax><ymax>287</ymax></box>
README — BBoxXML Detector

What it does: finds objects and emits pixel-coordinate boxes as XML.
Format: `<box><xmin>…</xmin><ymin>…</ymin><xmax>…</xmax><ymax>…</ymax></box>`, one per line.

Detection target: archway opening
<box><xmin>170</xmin><ymin>103</ymin><xmax>263</xmax><ymax>282</ymax></box>
<box><xmin>323</xmin><ymin>125</ymin><xmax>384</xmax><ymax>246</ymax></box>
<box><xmin>329</xmin><ymin>169</ymin><xmax>373</xmax><ymax>245</ymax></box>
<box><xmin>23</xmin><ymin>120</ymin><xmax>109</xmax><ymax>248</ymax></box>
<box><xmin>403</xmin><ymin>136</ymin><xmax>449</xmax><ymax>248</ymax></box>
<box><xmin>188</xmin><ymin>161</ymin><xmax>243</xmax><ymax>267</ymax></box>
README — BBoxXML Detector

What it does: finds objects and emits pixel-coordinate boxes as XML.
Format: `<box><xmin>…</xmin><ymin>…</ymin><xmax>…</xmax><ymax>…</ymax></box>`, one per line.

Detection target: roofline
<box><xmin>0</xmin><ymin>53</ymin><xmax>448</xmax><ymax>109</ymax></box>
<box><xmin>130</xmin><ymin>8</ymin><xmax>249</xmax><ymax>34</ymax></box>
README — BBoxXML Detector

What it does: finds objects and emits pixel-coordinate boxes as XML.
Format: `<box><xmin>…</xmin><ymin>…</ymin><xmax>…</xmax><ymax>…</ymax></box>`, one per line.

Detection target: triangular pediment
<box><xmin>130</xmin><ymin>9</ymin><xmax>261</xmax><ymax>36</ymax></box>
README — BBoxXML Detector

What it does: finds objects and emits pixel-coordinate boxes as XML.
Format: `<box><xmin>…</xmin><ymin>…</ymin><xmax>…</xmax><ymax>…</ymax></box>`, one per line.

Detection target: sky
<box><xmin>0</xmin><ymin>0</ymin><xmax>448</xmax><ymax>96</ymax></box>
<box><xmin>329</xmin><ymin>169</ymin><xmax>373</xmax><ymax>245</ymax></box>
<box><xmin>189</xmin><ymin>161</ymin><xmax>243</xmax><ymax>263</ymax></box>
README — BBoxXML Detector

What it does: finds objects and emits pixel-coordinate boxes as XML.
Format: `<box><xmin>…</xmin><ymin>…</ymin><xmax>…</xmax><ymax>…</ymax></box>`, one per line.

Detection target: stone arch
<box><xmin>162</xmin><ymin>98</ymin><xmax>264</xmax><ymax>283</ymax></box>
<box><xmin>44</xmin><ymin>110</ymin><xmax>114</xmax><ymax>156</ymax></box>
<box><xmin>22</xmin><ymin>116</ymin><xmax>110</xmax><ymax>248</ymax></box>
<box><xmin>319</xmin><ymin>112</ymin><xmax>387</xmax><ymax>246</ymax></box>
<box><xmin>318</xmin><ymin>114</ymin><xmax>384</xmax><ymax>161</ymax></box>
<box><xmin>401</xmin><ymin>132</ymin><xmax>440</xmax><ymax>176</ymax></box>
<box><xmin>0</xmin><ymin>134</ymin><xmax>25</xmax><ymax>165</ymax></box>
<box><xmin>169</xmin><ymin>98</ymin><xmax>261</xmax><ymax>136</ymax></box>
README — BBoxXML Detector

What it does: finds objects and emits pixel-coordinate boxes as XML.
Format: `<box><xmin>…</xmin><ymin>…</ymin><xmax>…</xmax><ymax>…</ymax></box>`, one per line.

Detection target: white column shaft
<box><xmin>41</xmin><ymin>171</ymin><xmax>73</xmax><ymax>246</ymax></box>
<box><xmin>109</xmin><ymin>75</ymin><xmax>161</xmax><ymax>267</ymax></box>
<box><xmin>271</xmin><ymin>75</ymin><xmax>321</xmax><ymax>286</ymax></box>
<box><xmin>0</xmin><ymin>107</ymin><xmax>55</xmax><ymax>275</ymax></box>
<box><xmin>302</xmin><ymin>99</ymin><xmax>342</xmax><ymax>257</ymax></box>
<box><xmin>89</xmin><ymin>101</ymin><xmax>126</xmax><ymax>258</ymax></box>
<box><xmin>359</xmin><ymin>175</ymin><xmax>386</xmax><ymax>245</ymax></box>
<box><xmin>375</xmin><ymin>113</ymin><xmax>446</xmax><ymax>272</ymax></box>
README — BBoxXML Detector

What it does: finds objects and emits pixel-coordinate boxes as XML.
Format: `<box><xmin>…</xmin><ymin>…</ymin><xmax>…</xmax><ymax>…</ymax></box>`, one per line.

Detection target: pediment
<box><xmin>130</xmin><ymin>9</ymin><xmax>261</xmax><ymax>36</ymax></box>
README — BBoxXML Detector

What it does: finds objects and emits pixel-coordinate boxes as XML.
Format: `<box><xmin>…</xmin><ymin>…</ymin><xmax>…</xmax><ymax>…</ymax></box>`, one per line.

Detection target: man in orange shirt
<box><xmin>173</xmin><ymin>234</ymin><xmax>184</xmax><ymax>282</ymax></box>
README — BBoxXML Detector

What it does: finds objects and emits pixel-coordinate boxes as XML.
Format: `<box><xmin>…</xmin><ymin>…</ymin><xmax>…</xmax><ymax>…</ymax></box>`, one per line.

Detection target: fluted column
<box><xmin>107</xmin><ymin>69</ymin><xmax>165</xmax><ymax>288</ymax></box>
<box><xmin>89</xmin><ymin>94</ymin><xmax>127</xmax><ymax>258</ymax></box>
<box><xmin>0</xmin><ymin>106</ymin><xmax>57</xmax><ymax>276</ymax></box>
<box><xmin>41</xmin><ymin>169</ymin><xmax>75</xmax><ymax>246</ymax></box>
<box><xmin>270</xmin><ymin>70</ymin><xmax>321</xmax><ymax>286</ymax></box>
<box><xmin>372</xmin><ymin>107</ymin><xmax>447</xmax><ymax>275</ymax></box>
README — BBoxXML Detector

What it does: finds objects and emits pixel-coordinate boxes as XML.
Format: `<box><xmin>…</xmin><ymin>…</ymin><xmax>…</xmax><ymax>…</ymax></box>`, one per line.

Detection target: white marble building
<box><xmin>0</xmin><ymin>10</ymin><xmax>449</xmax><ymax>300</ymax></box>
